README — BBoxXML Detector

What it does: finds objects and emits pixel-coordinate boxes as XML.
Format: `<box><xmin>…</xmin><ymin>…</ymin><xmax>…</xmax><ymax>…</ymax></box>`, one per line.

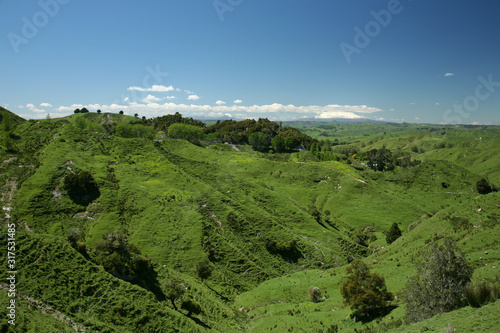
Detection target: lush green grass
<box><xmin>1</xmin><ymin>113</ymin><xmax>499</xmax><ymax>332</ymax></box>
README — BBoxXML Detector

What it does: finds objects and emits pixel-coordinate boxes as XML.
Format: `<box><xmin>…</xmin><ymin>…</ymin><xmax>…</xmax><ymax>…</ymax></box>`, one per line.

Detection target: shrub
<box><xmin>194</xmin><ymin>259</ymin><xmax>212</xmax><ymax>282</ymax></box>
<box><xmin>115</xmin><ymin>123</ymin><xmax>156</xmax><ymax>140</ymax></box>
<box><xmin>464</xmin><ymin>281</ymin><xmax>499</xmax><ymax>307</ymax></box>
<box><xmin>340</xmin><ymin>260</ymin><xmax>393</xmax><ymax>319</ymax></box>
<box><xmin>167</xmin><ymin>123</ymin><xmax>204</xmax><ymax>144</ymax></box>
<box><xmin>308</xmin><ymin>286</ymin><xmax>322</xmax><ymax>303</ymax></box>
<box><xmin>248</xmin><ymin>132</ymin><xmax>271</xmax><ymax>150</ymax></box>
<box><xmin>181</xmin><ymin>299</ymin><xmax>202</xmax><ymax>317</ymax></box>
<box><xmin>476</xmin><ymin>178</ymin><xmax>493</xmax><ymax>194</ymax></box>
<box><xmin>63</xmin><ymin>171</ymin><xmax>100</xmax><ymax>205</ymax></box>
<box><xmin>386</xmin><ymin>222</ymin><xmax>402</xmax><ymax>244</ymax></box>
<box><xmin>164</xmin><ymin>278</ymin><xmax>185</xmax><ymax>311</ymax></box>
<box><xmin>403</xmin><ymin>238</ymin><xmax>473</xmax><ymax>323</ymax></box>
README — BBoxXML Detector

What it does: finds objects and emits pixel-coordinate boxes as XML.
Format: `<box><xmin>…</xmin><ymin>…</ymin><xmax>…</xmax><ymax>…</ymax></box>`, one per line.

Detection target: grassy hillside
<box><xmin>1</xmin><ymin>110</ymin><xmax>499</xmax><ymax>332</ymax></box>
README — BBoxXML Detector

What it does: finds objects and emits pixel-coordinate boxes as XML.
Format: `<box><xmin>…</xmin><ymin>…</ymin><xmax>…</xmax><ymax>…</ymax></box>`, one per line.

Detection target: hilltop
<box><xmin>0</xmin><ymin>108</ymin><xmax>499</xmax><ymax>332</ymax></box>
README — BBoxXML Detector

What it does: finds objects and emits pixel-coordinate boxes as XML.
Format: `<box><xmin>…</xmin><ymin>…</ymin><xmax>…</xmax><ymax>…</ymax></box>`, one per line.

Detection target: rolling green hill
<box><xmin>1</xmin><ymin>109</ymin><xmax>499</xmax><ymax>332</ymax></box>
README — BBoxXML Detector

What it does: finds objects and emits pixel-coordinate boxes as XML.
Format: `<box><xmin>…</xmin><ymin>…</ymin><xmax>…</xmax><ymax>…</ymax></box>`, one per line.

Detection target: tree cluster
<box><xmin>403</xmin><ymin>238</ymin><xmax>473</xmax><ymax>323</ymax></box>
<box><xmin>340</xmin><ymin>260</ymin><xmax>393</xmax><ymax>320</ymax></box>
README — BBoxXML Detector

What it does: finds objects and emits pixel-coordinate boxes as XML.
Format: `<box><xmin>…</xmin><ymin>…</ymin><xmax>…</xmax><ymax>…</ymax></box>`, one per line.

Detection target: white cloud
<box><xmin>142</xmin><ymin>94</ymin><xmax>163</xmax><ymax>103</ymax></box>
<box><xmin>409</xmin><ymin>102</ymin><xmax>416</xmax><ymax>105</ymax></box>
<box><xmin>415</xmin><ymin>117</ymin><xmax>420</xmax><ymax>120</ymax></box>
<box><xmin>216</xmin><ymin>100</ymin><xmax>226</xmax><ymax>105</ymax></box>
<box><xmin>26</xmin><ymin>103</ymin><xmax>45</xmax><ymax>113</ymax></box>
<box><xmin>49</xmin><ymin>101</ymin><xmax>384</xmax><ymax>121</ymax></box>
<box><xmin>127</xmin><ymin>85</ymin><xmax>174</xmax><ymax>92</ymax></box>
<box><xmin>166</xmin><ymin>96</ymin><xmax>177</xmax><ymax>100</ymax></box>
<box><xmin>444</xmin><ymin>73</ymin><xmax>454</xmax><ymax>77</ymax></box>
<box><xmin>184</xmin><ymin>90</ymin><xmax>196</xmax><ymax>94</ymax></box>
<box><xmin>435</xmin><ymin>102</ymin><xmax>440</xmax><ymax>105</ymax></box>
<box><xmin>188</xmin><ymin>95</ymin><xmax>200</xmax><ymax>101</ymax></box>
<box><xmin>123</xmin><ymin>97</ymin><xmax>130</xmax><ymax>103</ymax></box>
<box><xmin>40</xmin><ymin>102</ymin><xmax>52</xmax><ymax>107</ymax></box>
<box><xmin>234</xmin><ymin>99</ymin><xmax>243</xmax><ymax>104</ymax></box>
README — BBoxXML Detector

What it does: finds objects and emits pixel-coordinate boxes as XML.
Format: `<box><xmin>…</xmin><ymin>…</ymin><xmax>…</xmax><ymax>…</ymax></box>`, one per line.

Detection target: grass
<box><xmin>0</xmin><ymin>111</ymin><xmax>499</xmax><ymax>332</ymax></box>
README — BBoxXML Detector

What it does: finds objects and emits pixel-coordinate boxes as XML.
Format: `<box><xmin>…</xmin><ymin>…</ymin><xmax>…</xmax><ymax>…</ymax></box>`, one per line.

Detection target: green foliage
<box><xmin>181</xmin><ymin>299</ymin><xmax>203</xmax><ymax>317</ymax></box>
<box><xmin>115</xmin><ymin>122</ymin><xmax>156</xmax><ymax>139</ymax></box>
<box><xmin>386</xmin><ymin>222</ymin><xmax>402</xmax><ymax>244</ymax></box>
<box><xmin>168</xmin><ymin>123</ymin><xmax>204</xmax><ymax>143</ymax></box>
<box><xmin>63</xmin><ymin>171</ymin><xmax>100</xmax><ymax>205</ymax></box>
<box><xmin>164</xmin><ymin>278</ymin><xmax>185</xmax><ymax>311</ymax></box>
<box><xmin>340</xmin><ymin>260</ymin><xmax>393</xmax><ymax>319</ymax></box>
<box><xmin>308</xmin><ymin>286</ymin><xmax>322</xmax><ymax>303</ymax></box>
<box><xmin>404</xmin><ymin>238</ymin><xmax>473</xmax><ymax>323</ymax></box>
<box><xmin>248</xmin><ymin>132</ymin><xmax>271</xmax><ymax>150</ymax></box>
<box><xmin>194</xmin><ymin>259</ymin><xmax>212</xmax><ymax>282</ymax></box>
<box><xmin>476</xmin><ymin>178</ymin><xmax>493</xmax><ymax>194</ymax></box>
<box><xmin>464</xmin><ymin>281</ymin><xmax>499</xmax><ymax>308</ymax></box>
<box><xmin>271</xmin><ymin>135</ymin><xmax>286</xmax><ymax>152</ymax></box>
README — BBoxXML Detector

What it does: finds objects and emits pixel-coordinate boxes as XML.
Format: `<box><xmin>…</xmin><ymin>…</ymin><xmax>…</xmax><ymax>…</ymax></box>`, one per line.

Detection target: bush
<box><xmin>386</xmin><ymin>222</ymin><xmax>402</xmax><ymax>244</ymax></box>
<box><xmin>115</xmin><ymin>123</ymin><xmax>156</xmax><ymax>140</ymax></box>
<box><xmin>476</xmin><ymin>178</ymin><xmax>493</xmax><ymax>194</ymax></box>
<box><xmin>464</xmin><ymin>281</ymin><xmax>499</xmax><ymax>307</ymax></box>
<box><xmin>308</xmin><ymin>286</ymin><xmax>322</xmax><ymax>303</ymax></box>
<box><xmin>167</xmin><ymin>123</ymin><xmax>204</xmax><ymax>144</ymax></box>
<box><xmin>63</xmin><ymin>171</ymin><xmax>100</xmax><ymax>205</ymax></box>
<box><xmin>194</xmin><ymin>259</ymin><xmax>212</xmax><ymax>282</ymax></box>
<box><xmin>248</xmin><ymin>132</ymin><xmax>271</xmax><ymax>151</ymax></box>
<box><xmin>403</xmin><ymin>238</ymin><xmax>473</xmax><ymax>323</ymax></box>
<box><xmin>340</xmin><ymin>260</ymin><xmax>393</xmax><ymax>319</ymax></box>
<box><xmin>181</xmin><ymin>299</ymin><xmax>202</xmax><ymax>317</ymax></box>
<box><xmin>164</xmin><ymin>278</ymin><xmax>185</xmax><ymax>311</ymax></box>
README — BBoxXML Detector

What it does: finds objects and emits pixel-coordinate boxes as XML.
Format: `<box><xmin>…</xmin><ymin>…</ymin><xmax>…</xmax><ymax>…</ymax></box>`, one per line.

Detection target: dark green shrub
<box><xmin>308</xmin><ymin>286</ymin><xmax>322</xmax><ymax>303</ymax></box>
<box><xmin>63</xmin><ymin>171</ymin><xmax>100</xmax><ymax>205</ymax></box>
<box><xmin>340</xmin><ymin>260</ymin><xmax>393</xmax><ymax>319</ymax></box>
<box><xmin>248</xmin><ymin>132</ymin><xmax>271</xmax><ymax>150</ymax></box>
<box><xmin>476</xmin><ymin>178</ymin><xmax>493</xmax><ymax>194</ymax></box>
<box><xmin>181</xmin><ymin>299</ymin><xmax>202</xmax><ymax>317</ymax></box>
<box><xmin>403</xmin><ymin>238</ymin><xmax>473</xmax><ymax>323</ymax></box>
<box><xmin>386</xmin><ymin>222</ymin><xmax>402</xmax><ymax>244</ymax></box>
<box><xmin>194</xmin><ymin>259</ymin><xmax>212</xmax><ymax>282</ymax></box>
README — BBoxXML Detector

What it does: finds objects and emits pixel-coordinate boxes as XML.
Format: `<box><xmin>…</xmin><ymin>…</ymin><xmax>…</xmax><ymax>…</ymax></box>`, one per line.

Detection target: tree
<box><xmin>194</xmin><ymin>259</ymin><xmax>212</xmax><ymax>282</ymax></box>
<box><xmin>403</xmin><ymin>238</ymin><xmax>473</xmax><ymax>323</ymax></box>
<box><xmin>386</xmin><ymin>222</ymin><xmax>402</xmax><ymax>244</ymax></box>
<box><xmin>284</xmin><ymin>136</ymin><xmax>298</xmax><ymax>151</ymax></box>
<box><xmin>271</xmin><ymin>135</ymin><xmax>286</xmax><ymax>152</ymax></box>
<box><xmin>134</xmin><ymin>113</ymin><xmax>139</xmax><ymax>118</ymax></box>
<box><xmin>308</xmin><ymin>286</ymin><xmax>322</xmax><ymax>303</ymax></box>
<box><xmin>167</xmin><ymin>123</ymin><xmax>204</xmax><ymax>144</ymax></box>
<box><xmin>476</xmin><ymin>178</ymin><xmax>493</xmax><ymax>195</ymax></box>
<box><xmin>119</xmin><ymin>110</ymin><xmax>124</xmax><ymax>115</ymax></box>
<box><xmin>248</xmin><ymin>132</ymin><xmax>271</xmax><ymax>151</ymax></box>
<box><xmin>80</xmin><ymin>107</ymin><xmax>89</xmax><ymax>113</ymax></box>
<box><xmin>164</xmin><ymin>278</ymin><xmax>185</xmax><ymax>311</ymax></box>
<box><xmin>340</xmin><ymin>260</ymin><xmax>393</xmax><ymax>319</ymax></box>
<box><xmin>74</xmin><ymin>108</ymin><xmax>81</xmax><ymax>114</ymax></box>
<box><xmin>181</xmin><ymin>299</ymin><xmax>202</xmax><ymax>317</ymax></box>
<box><xmin>97</xmin><ymin>109</ymin><xmax>102</xmax><ymax>114</ymax></box>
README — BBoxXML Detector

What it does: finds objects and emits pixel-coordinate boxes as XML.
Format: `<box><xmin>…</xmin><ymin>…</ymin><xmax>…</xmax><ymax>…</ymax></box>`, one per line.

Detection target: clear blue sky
<box><xmin>1</xmin><ymin>0</ymin><xmax>499</xmax><ymax>124</ymax></box>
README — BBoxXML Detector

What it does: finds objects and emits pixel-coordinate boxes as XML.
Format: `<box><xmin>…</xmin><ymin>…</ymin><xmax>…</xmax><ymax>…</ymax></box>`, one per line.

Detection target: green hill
<box><xmin>1</xmin><ymin>109</ymin><xmax>499</xmax><ymax>332</ymax></box>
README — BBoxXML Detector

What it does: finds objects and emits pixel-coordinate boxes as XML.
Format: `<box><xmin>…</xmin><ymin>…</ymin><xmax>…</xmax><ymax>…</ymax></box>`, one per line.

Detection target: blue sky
<box><xmin>1</xmin><ymin>0</ymin><xmax>499</xmax><ymax>124</ymax></box>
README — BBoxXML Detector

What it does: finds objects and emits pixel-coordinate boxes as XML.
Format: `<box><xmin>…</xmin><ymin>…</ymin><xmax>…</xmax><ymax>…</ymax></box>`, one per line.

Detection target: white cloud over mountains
<box><xmin>127</xmin><ymin>85</ymin><xmax>174</xmax><ymax>92</ymax></box>
<box><xmin>51</xmin><ymin>101</ymin><xmax>383</xmax><ymax>120</ymax></box>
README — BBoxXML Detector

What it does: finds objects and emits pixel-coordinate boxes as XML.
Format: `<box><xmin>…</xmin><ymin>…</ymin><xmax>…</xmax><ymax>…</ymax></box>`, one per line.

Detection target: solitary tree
<box><xmin>194</xmin><ymin>259</ymin><xmax>212</xmax><ymax>282</ymax></box>
<box><xmin>164</xmin><ymin>278</ymin><xmax>185</xmax><ymax>311</ymax></box>
<box><xmin>308</xmin><ymin>286</ymin><xmax>322</xmax><ymax>303</ymax></box>
<box><xmin>119</xmin><ymin>110</ymin><xmax>124</xmax><ymax>115</ymax></box>
<box><xmin>134</xmin><ymin>113</ymin><xmax>139</xmax><ymax>118</ymax></box>
<box><xmin>181</xmin><ymin>299</ymin><xmax>202</xmax><ymax>317</ymax></box>
<box><xmin>97</xmin><ymin>109</ymin><xmax>102</xmax><ymax>114</ymax></box>
<box><xmin>403</xmin><ymin>238</ymin><xmax>473</xmax><ymax>323</ymax></box>
<box><xmin>386</xmin><ymin>222</ymin><xmax>402</xmax><ymax>244</ymax></box>
<box><xmin>340</xmin><ymin>260</ymin><xmax>393</xmax><ymax>319</ymax></box>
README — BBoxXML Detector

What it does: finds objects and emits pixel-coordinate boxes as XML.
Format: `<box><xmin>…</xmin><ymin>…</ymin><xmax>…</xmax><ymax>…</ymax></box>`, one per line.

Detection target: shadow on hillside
<box><xmin>356</xmin><ymin>305</ymin><xmax>398</xmax><ymax>324</ymax></box>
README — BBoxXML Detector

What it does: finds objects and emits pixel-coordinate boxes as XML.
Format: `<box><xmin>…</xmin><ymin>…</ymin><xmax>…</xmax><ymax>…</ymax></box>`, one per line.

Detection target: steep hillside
<box><xmin>1</xmin><ymin>111</ymin><xmax>499</xmax><ymax>332</ymax></box>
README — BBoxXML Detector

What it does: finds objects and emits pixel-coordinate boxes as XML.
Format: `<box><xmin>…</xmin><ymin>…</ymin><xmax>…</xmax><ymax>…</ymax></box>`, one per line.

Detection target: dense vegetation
<box><xmin>0</xmin><ymin>107</ymin><xmax>499</xmax><ymax>332</ymax></box>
